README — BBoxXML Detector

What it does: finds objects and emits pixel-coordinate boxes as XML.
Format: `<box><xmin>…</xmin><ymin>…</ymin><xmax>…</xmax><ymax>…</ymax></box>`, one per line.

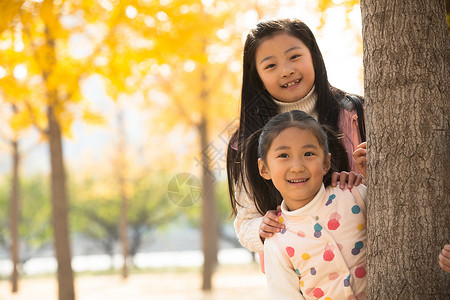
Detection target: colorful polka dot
<box><xmin>295</xmin><ymin>268</ymin><xmax>301</xmax><ymax>276</ymax></box>
<box><xmin>314</xmin><ymin>223</ymin><xmax>323</xmax><ymax>231</ymax></box>
<box><xmin>314</xmin><ymin>223</ymin><xmax>323</xmax><ymax>238</ymax></box>
<box><xmin>343</xmin><ymin>274</ymin><xmax>350</xmax><ymax>287</ymax></box>
<box><xmin>351</xmin><ymin>205</ymin><xmax>361</xmax><ymax>214</ymax></box>
<box><xmin>278</xmin><ymin>216</ymin><xmax>284</xmax><ymax>223</ymax></box>
<box><xmin>310</xmin><ymin>268</ymin><xmax>316</xmax><ymax>275</ymax></box>
<box><xmin>323</xmin><ymin>249</ymin><xmax>335</xmax><ymax>261</ymax></box>
<box><xmin>302</xmin><ymin>253</ymin><xmax>310</xmax><ymax>260</ymax></box>
<box><xmin>297</xmin><ymin>231</ymin><xmax>305</xmax><ymax>237</ymax></box>
<box><xmin>328</xmin><ymin>218</ymin><xmax>340</xmax><ymax>230</ymax></box>
<box><xmin>300</xmin><ymin>280</ymin><xmax>304</xmax><ymax>287</ymax></box>
<box><xmin>329</xmin><ymin>212</ymin><xmax>341</xmax><ymax>220</ymax></box>
<box><xmin>357</xmin><ymin>223</ymin><xmax>365</xmax><ymax>231</ymax></box>
<box><xmin>281</xmin><ymin>228</ymin><xmax>287</xmax><ymax>234</ymax></box>
<box><xmin>352</xmin><ymin>241</ymin><xmax>364</xmax><ymax>255</ymax></box>
<box><xmin>286</xmin><ymin>247</ymin><xmax>295</xmax><ymax>257</ymax></box>
<box><xmin>326</xmin><ymin>194</ymin><xmax>336</xmax><ymax>206</ymax></box>
<box><xmin>329</xmin><ymin>272</ymin><xmax>339</xmax><ymax>280</ymax></box>
<box><xmin>313</xmin><ymin>288</ymin><xmax>324</xmax><ymax>298</ymax></box>
<box><xmin>355</xmin><ymin>266</ymin><xmax>366</xmax><ymax>278</ymax></box>
<box><xmin>325</xmin><ymin>298</ymin><xmax>332</xmax><ymax>300</ymax></box>
<box><xmin>355</xmin><ymin>241</ymin><xmax>364</xmax><ymax>249</ymax></box>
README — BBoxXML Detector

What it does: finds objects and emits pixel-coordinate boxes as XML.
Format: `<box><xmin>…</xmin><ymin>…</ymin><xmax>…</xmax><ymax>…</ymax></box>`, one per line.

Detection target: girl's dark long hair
<box><xmin>241</xmin><ymin>110</ymin><xmax>348</xmax><ymax>215</ymax></box>
<box><xmin>227</xmin><ymin>18</ymin><xmax>364</xmax><ymax>215</ymax></box>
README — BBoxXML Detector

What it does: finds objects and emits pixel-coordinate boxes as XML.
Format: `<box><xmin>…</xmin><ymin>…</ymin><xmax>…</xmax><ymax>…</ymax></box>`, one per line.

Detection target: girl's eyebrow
<box><xmin>303</xmin><ymin>144</ymin><xmax>318</xmax><ymax>149</ymax></box>
<box><xmin>273</xmin><ymin>145</ymin><xmax>290</xmax><ymax>151</ymax></box>
<box><xmin>273</xmin><ymin>144</ymin><xmax>317</xmax><ymax>151</ymax></box>
<box><xmin>259</xmin><ymin>46</ymin><xmax>303</xmax><ymax>65</ymax></box>
<box><xmin>285</xmin><ymin>46</ymin><xmax>302</xmax><ymax>54</ymax></box>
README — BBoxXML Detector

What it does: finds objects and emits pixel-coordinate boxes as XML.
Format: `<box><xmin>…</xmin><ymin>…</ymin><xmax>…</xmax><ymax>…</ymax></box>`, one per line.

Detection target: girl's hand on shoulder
<box><xmin>260</xmin><ymin>206</ymin><xmax>285</xmax><ymax>242</ymax></box>
<box><xmin>331</xmin><ymin>171</ymin><xmax>364</xmax><ymax>190</ymax></box>
<box><xmin>439</xmin><ymin>244</ymin><xmax>450</xmax><ymax>273</ymax></box>
<box><xmin>353</xmin><ymin>142</ymin><xmax>367</xmax><ymax>178</ymax></box>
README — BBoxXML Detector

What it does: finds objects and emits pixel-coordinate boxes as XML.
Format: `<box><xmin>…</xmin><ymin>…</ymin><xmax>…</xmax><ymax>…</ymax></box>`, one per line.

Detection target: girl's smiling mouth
<box><xmin>282</xmin><ymin>79</ymin><xmax>301</xmax><ymax>88</ymax></box>
<box><xmin>287</xmin><ymin>178</ymin><xmax>308</xmax><ymax>183</ymax></box>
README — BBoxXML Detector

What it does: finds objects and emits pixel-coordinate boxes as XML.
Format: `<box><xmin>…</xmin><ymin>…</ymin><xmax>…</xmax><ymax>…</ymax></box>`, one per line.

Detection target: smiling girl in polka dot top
<box><xmin>243</xmin><ymin>110</ymin><xmax>367</xmax><ymax>299</ymax></box>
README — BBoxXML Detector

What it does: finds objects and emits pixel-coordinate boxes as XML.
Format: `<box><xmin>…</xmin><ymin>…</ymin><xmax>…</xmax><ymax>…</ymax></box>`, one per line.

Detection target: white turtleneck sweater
<box><xmin>272</xmin><ymin>86</ymin><xmax>318</xmax><ymax>120</ymax></box>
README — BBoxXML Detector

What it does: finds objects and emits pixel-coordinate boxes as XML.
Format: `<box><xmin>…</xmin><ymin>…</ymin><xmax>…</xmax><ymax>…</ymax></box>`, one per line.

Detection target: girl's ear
<box><xmin>323</xmin><ymin>153</ymin><xmax>331</xmax><ymax>175</ymax></box>
<box><xmin>258</xmin><ymin>158</ymin><xmax>271</xmax><ymax>180</ymax></box>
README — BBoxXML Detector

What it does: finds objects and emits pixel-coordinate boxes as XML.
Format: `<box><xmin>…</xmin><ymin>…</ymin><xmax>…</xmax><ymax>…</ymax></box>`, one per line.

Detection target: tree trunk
<box><xmin>48</xmin><ymin>105</ymin><xmax>75</xmax><ymax>300</ymax></box>
<box><xmin>9</xmin><ymin>138</ymin><xmax>20</xmax><ymax>293</ymax></box>
<box><xmin>361</xmin><ymin>1</ymin><xmax>450</xmax><ymax>299</ymax></box>
<box><xmin>117</xmin><ymin>109</ymin><xmax>129</xmax><ymax>279</ymax></box>
<box><xmin>199</xmin><ymin>68</ymin><xmax>218</xmax><ymax>291</ymax></box>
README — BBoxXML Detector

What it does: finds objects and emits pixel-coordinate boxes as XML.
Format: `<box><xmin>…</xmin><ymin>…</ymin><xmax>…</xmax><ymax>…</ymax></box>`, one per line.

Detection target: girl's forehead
<box><xmin>257</xmin><ymin>32</ymin><xmax>305</xmax><ymax>48</ymax></box>
<box><xmin>270</xmin><ymin>127</ymin><xmax>319</xmax><ymax>147</ymax></box>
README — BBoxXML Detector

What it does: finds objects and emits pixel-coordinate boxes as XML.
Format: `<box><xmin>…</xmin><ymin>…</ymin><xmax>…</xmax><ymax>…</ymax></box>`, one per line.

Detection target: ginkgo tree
<box><xmin>125</xmin><ymin>1</ymin><xmax>244</xmax><ymax>290</ymax></box>
<box><xmin>0</xmin><ymin>23</ymin><xmax>44</xmax><ymax>293</ymax></box>
<box><xmin>0</xmin><ymin>0</ymin><xmax>119</xmax><ymax>299</ymax></box>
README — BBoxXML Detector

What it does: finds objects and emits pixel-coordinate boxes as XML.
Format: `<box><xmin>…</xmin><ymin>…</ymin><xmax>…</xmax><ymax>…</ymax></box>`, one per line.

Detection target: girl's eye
<box><xmin>264</xmin><ymin>63</ymin><xmax>276</xmax><ymax>70</ymax></box>
<box><xmin>278</xmin><ymin>153</ymin><xmax>289</xmax><ymax>158</ymax></box>
<box><xmin>304</xmin><ymin>152</ymin><xmax>315</xmax><ymax>157</ymax></box>
<box><xmin>290</xmin><ymin>54</ymin><xmax>301</xmax><ymax>60</ymax></box>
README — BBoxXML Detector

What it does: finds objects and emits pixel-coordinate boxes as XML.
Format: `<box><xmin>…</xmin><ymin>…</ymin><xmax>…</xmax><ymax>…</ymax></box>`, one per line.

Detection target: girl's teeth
<box><xmin>284</xmin><ymin>79</ymin><xmax>300</xmax><ymax>87</ymax></box>
<box><xmin>289</xmin><ymin>179</ymin><xmax>307</xmax><ymax>183</ymax></box>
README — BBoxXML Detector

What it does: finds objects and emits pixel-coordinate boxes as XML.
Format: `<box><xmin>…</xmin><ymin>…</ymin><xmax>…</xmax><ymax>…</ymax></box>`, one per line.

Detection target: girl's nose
<box><xmin>281</xmin><ymin>63</ymin><xmax>295</xmax><ymax>78</ymax></box>
<box><xmin>291</xmin><ymin>159</ymin><xmax>305</xmax><ymax>172</ymax></box>
<box><xmin>282</xmin><ymin>69</ymin><xmax>295</xmax><ymax>78</ymax></box>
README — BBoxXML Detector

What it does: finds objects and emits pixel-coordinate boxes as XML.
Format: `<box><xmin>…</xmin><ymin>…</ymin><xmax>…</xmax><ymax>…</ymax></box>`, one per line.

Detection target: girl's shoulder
<box><xmin>338</xmin><ymin>94</ymin><xmax>364</xmax><ymax>112</ymax></box>
<box><xmin>331</xmin><ymin>86</ymin><xmax>364</xmax><ymax>112</ymax></box>
<box><xmin>324</xmin><ymin>184</ymin><xmax>366</xmax><ymax>201</ymax></box>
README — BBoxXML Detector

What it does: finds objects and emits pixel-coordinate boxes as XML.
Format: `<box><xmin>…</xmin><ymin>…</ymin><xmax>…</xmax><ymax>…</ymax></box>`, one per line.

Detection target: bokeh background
<box><xmin>0</xmin><ymin>0</ymin><xmax>363</xmax><ymax>299</ymax></box>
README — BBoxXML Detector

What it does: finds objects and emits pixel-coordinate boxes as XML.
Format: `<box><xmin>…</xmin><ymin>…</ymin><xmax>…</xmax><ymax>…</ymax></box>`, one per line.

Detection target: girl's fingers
<box><xmin>354</xmin><ymin>174</ymin><xmax>363</xmax><ymax>186</ymax></box>
<box><xmin>331</xmin><ymin>172</ymin><xmax>339</xmax><ymax>187</ymax></box>
<box><xmin>439</xmin><ymin>245</ymin><xmax>450</xmax><ymax>273</ymax></box>
<box><xmin>356</xmin><ymin>142</ymin><xmax>367</xmax><ymax>150</ymax></box>
<box><xmin>439</xmin><ymin>255</ymin><xmax>450</xmax><ymax>273</ymax></box>
<box><xmin>260</xmin><ymin>210</ymin><xmax>286</xmax><ymax>236</ymax></box>
<box><xmin>265</xmin><ymin>210</ymin><xmax>279</xmax><ymax>221</ymax></box>
<box><xmin>354</xmin><ymin>156</ymin><xmax>367</xmax><ymax>178</ymax></box>
<box><xmin>259</xmin><ymin>229</ymin><xmax>273</xmax><ymax>239</ymax></box>
<box><xmin>339</xmin><ymin>172</ymin><xmax>349</xmax><ymax>189</ymax></box>
<box><xmin>353</xmin><ymin>148</ymin><xmax>367</xmax><ymax>160</ymax></box>
<box><xmin>346</xmin><ymin>171</ymin><xmax>356</xmax><ymax>189</ymax></box>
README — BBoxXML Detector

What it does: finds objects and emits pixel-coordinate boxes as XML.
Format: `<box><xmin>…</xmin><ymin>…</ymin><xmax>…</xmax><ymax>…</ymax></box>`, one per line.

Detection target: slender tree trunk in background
<box><xmin>117</xmin><ymin>110</ymin><xmax>129</xmax><ymax>279</ymax></box>
<box><xmin>48</xmin><ymin>105</ymin><xmax>75</xmax><ymax>300</ymax></box>
<box><xmin>9</xmin><ymin>137</ymin><xmax>20</xmax><ymax>293</ymax></box>
<box><xmin>199</xmin><ymin>68</ymin><xmax>218</xmax><ymax>291</ymax></box>
<box><xmin>361</xmin><ymin>1</ymin><xmax>450</xmax><ymax>299</ymax></box>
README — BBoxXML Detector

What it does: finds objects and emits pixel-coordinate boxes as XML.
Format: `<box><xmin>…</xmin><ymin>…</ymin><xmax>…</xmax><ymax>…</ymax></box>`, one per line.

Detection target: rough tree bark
<box><xmin>48</xmin><ymin>105</ymin><xmax>75</xmax><ymax>300</ymax></box>
<box><xmin>361</xmin><ymin>1</ymin><xmax>449</xmax><ymax>299</ymax></box>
